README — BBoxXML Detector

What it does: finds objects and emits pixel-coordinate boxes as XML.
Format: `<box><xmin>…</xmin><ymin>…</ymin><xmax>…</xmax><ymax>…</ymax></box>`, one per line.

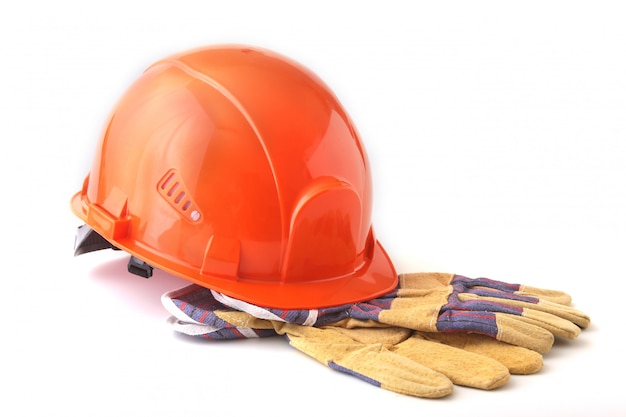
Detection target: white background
<box><xmin>1</xmin><ymin>1</ymin><xmax>624</xmax><ymax>416</ymax></box>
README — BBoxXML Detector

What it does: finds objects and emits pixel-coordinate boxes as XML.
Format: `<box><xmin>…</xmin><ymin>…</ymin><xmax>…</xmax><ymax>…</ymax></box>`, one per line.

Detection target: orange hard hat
<box><xmin>71</xmin><ymin>45</ymin><xmax>397</xmax><ymax>309</ymax></box>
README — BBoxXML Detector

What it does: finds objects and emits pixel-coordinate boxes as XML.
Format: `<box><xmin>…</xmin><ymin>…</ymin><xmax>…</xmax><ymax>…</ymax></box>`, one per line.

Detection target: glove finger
<box><xmin>494</xmin><ymin>313</ymin><xmax>556</xmax><ymax>353</ymax></box>
<box><xmin>391</xmin><ymin>334</ymin><xmax>510</xmax><ymax>390</ymax></box>
<box><xmin>287</xmin><ymin>335</ymin><xmax>454</xmax><ymax>398</ymax></box>
<box><xmin>442</xmin><ymin>294</ymin><xmax>585</xmax><ymax>339</ymax></box>
<box><xmin>437</xmin><ymin>310</ymin><xmax>555</xmax><ymax>353</ymax></box>
<box><xmin>418</xmin><ymin>332</ymin><xmax>543</xmax><ymax>375</ymax></box>
<box><xmin>278</xmin><ymin>324</ymin><xmax>453</xmax><ymax>398</ymax></box>
<box><xmin>453</xmin><ymin>275</ymin><xmax>573</xmax><ymax>304</ymax></box>
<box><xmin>460</xmin><ymin>293</ymin><xmax>590</xmax><ymax>329</ymax></box>
<box><xmin>508</xmin><ymin>309</ymin><xmax>582</xmax><ymax>339</ymax></box>
<box><xmin>517</xmin><ymin>284</ymin><xmax>572</xmax><ymax>305</ymax></box>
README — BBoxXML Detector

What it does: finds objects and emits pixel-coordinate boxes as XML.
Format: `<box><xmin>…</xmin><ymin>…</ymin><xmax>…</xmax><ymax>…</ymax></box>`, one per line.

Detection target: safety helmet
<box><xmin>71</xmin><ymin>45</ymin><xmax>397</xmax><ymax>309</ymax></box>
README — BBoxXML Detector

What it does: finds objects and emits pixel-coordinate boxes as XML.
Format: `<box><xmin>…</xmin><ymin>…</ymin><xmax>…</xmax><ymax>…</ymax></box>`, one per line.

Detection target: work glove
<box><xmin>162</xmin><ymin>285</ymin><xmax>545</xmax><ymax>398</ymax></box>
<box><xmin>168</xmin><ymin>272</ymin><xmax>589</xmax><ymax>353</ymax></box>
<box><xmin>360</xmin><ymin>272</ymin><xmax>590</xmax><ymax>353</ymax></box>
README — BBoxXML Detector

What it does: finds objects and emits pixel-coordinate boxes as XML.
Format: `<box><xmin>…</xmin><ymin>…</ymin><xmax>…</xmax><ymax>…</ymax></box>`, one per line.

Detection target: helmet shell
<box><xmin>71</xmin><ymin>45</ymin><xmax>397</xmax><ymax>308</ymax></box>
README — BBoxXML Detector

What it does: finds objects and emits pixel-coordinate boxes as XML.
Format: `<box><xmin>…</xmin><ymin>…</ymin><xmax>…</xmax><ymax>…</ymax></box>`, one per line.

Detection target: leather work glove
<box><xmin>162</xmin><ymin>285</ymin><xmax>545</xmax><ymax>398</ymax></box>
<box><xmin>357</xmin><ymin>272</ymin><xmax>590</xmax><ymax>353</ymax></box>
<box><xmin>172</xmin><ymin>272</ymin><xmax>589</xmax><ymax>353</ymax></box>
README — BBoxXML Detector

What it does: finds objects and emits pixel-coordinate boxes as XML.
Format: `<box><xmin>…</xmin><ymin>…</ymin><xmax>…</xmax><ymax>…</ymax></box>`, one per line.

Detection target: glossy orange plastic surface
<box><xmin>71</xmin><ymin>45</ymin><xmax>397</xmax><ymax>308</ymax></box>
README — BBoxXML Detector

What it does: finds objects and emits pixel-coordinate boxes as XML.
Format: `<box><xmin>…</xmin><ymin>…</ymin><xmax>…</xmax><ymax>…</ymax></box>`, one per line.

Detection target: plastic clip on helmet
<box><xmin>71</xmin><ymin>45</ymin><xmax>397</xmax><ymax>309</ymax></box>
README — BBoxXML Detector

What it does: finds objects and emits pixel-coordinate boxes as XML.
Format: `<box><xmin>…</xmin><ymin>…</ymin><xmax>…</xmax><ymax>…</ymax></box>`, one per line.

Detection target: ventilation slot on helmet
<box><xmin>158</xmin><ymin>169</ymin><xmax>202</xmax><ymax>222</ymax></box>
